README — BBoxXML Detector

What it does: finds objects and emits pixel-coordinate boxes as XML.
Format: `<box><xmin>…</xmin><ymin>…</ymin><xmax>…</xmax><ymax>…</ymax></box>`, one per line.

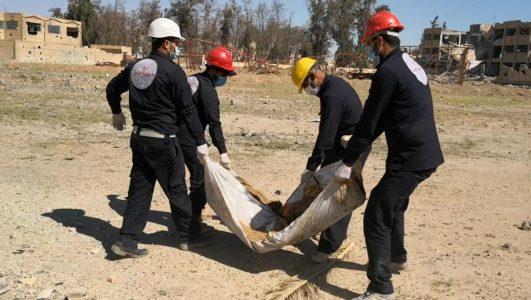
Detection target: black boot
<box><xmin>176</xmin><ymin>234</ymin><xmax>212</xmax><ymax>251</ymax></box>
<box><xmin>111</xmin><ymin>240</ymin><xmax>149</xmax><ymax>258</ymax></box>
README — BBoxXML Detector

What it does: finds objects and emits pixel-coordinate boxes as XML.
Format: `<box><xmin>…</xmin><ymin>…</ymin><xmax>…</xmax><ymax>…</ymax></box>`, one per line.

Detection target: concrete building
<box><xmin>487</xmin><ymin>20</ymin><xmax>530</xmax><ymax>75</ymax></box>
<box><xmin>467</xmin><ymin>24</ymin><xmax>493</xmax><ymax>60</ymax></box>
<box><xmin>0</xmin><ymin>12</ymin><xmax>131</xmax><ymax>65</ymax></box>
<box><xmin>419</xmin><ymin>28</ymin><xmax>468</xmax><ymax>72</ymax></box>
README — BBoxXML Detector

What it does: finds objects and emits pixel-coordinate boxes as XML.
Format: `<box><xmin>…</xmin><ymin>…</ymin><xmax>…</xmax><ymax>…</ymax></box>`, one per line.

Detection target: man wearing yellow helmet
<box><xmin>292</xmin><ymin>57</ymin><xmax>370</xmax><ymax>263</ymax></box>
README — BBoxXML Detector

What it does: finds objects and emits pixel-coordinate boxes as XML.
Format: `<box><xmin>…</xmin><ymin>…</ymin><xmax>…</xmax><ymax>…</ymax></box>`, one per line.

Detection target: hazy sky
<box><xmin>1</xmin><ymin>0</ymin><xmax>530</xmax><ymax>45</ymax></box>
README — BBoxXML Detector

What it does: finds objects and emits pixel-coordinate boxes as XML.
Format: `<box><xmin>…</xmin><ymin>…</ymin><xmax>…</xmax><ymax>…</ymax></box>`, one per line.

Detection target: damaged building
<box><xmin>487</xmin><ymin>20</ymin><xmax>530</xmax><ymax>78</ymax></box>
<box><xmin>466</xmin><ymin>24</ymin><xmax>494</xmax><ymax>60</ymax></box>
<box><xmin>419</xmin><ymin>28</ymin><xmax>469</xmax><ymax>73</ymax></box>
<box><xmin>0</xmin><ymin>12</ymin><xmax>131</xmax><ymax>65</ymax></box>
<box><xmin>418</xmin><ymin>21</ymin><xmax>530</xmax><ymax>85</ymax></box>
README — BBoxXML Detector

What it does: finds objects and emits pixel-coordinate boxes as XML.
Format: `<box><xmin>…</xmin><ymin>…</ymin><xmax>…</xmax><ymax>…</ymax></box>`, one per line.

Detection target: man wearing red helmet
<box><xmin>177</xmin><ymin>46</ymin><xmax>236</xmax><ymax>235</ymax></box>
<box><xmin>335</xmin><ymin>11</ymin><xmax>444</xmax><ymax>299</ymax></box>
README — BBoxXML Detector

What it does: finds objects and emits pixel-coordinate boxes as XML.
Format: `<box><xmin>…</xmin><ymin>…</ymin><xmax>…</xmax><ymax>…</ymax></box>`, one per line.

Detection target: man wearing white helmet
<box><xmin>106</xmin><ymin>18</ymin><xmax>211</xmax><ymax>258</ymax></box>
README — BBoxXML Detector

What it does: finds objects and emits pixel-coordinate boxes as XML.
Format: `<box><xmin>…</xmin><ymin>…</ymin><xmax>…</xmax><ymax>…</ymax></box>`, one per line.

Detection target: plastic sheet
<box><xmin>204</xmin><ymin>158</ymin><xmax>366</xmax><ymax>253</ymax></box>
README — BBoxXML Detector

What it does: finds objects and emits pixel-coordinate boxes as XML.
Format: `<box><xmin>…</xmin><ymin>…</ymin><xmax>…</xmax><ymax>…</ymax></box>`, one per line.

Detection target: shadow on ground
<box><xmin>42</xmin><ymin>194</ymin><xmax>367</xmax><ymax>298</ymax></box>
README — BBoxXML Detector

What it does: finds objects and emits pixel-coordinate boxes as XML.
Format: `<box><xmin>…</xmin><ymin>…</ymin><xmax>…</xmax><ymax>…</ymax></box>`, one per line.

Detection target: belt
<box><xmin>132</xmin><ymin>126</ymin><xmax>176</xmax><ymax>139</ymax></box>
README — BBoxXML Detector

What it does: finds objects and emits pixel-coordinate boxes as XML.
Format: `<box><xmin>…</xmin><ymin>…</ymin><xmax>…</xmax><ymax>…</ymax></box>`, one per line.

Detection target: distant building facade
<box><xmin>487</xmin><ymin>20</ymin><xmax>530</xmax><ymax>76</ymax></box>
<box><xmin>419</xmin><ymin>28</ymin><xmax>469</xmax><ymax>72</ymax></box>
<box><xmin>0</xmin><ymin>12</ymin><xmax>131</xmax><ymax>65</ymax></box>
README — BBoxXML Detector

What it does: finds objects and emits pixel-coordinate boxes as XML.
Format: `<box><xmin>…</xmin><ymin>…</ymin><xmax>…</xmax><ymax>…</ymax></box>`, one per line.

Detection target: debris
<box><xmin>265</xmin><ymin>241</ymin><xmax>354</xmax><ymax>300</ymax></box>
<box><xmin>67</xmin><ymin>287</ymin><xmax>87</xmax><ymax>298</ymax></box>
<box><xmin>230</xmin><ymin>99</ymin><xmax>242</xmax><ymax>106</ymax></box>
<box><xmin>106</xmin><ymin>277</ymin><xmax>114</xmax><ymax>283</ymax></box>
<box><xmin>64</xmin><ymin>157</ymin><xmax>75</xmax><ymax>161</ymax></box>
<box><xmin>275</xmin><ymin>190</ymin><xmax>282</xmax><ymax>195</ymax></box>
<box><xmin>239</xmin><ymin>222</ymin><xmax>268</xmax><ymax>242</ymax></box>
<box><xmin>516</xmin><ymin>220</ymin><xmax>531</xmax><ymax>231</ymax></box>
<box><xmin>18</xmin><ymin>277</ymin><xmax>36</xmax><ymax>286</ymax></box>
<box><xmin>501</xmin><ymin>243</ymin><xmax>512</xmax><ymax>250</ymax></box>
<box><xmin>0</xmin><ymin>279</ymin><xmax>9</xmax><ymax>295</ymax></box>
<box><xmin>37</xmin><ymin>288</ymin><xmax>54</xmax><ymax>300</ymax></box>
<box><xmin>494</xmin><ymin>65</ymin><xmax>531</xmax><ymax>86</ymax></box>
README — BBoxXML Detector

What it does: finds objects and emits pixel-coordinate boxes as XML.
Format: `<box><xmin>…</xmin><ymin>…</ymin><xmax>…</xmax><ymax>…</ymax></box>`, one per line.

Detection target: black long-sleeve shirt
<box><xmin>177</xmin><ymin>72</ymin><xmax>227</xmax><ymax>154</ymax></box>
<box><xmin>106</xmin><ymin>51</ymin><xmax>206</xmax><ymax>146</ymax></box>
<box><xmin>343</xmin><ymin>49</ymin><xmax>444</xmax><ymax>171</ymax></box>
<box><xmin>306</xmin><ymin>75</ymin><xmax>363</xmax><ymax>171</ymax></box>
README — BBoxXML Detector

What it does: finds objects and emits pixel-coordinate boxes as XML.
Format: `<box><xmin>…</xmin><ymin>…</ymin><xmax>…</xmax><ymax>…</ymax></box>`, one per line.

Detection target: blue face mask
<box><xmin>214</xmin><ymin>76</ymin><xmax>227</xmax><ymax>87</ymax></box>
<box><xmin>368</xmin><ymin>43</ymin><xmax>380</xmax><ymax>66</ymax></box>
<box><xmin>168</xmin><ymin>42</ymin><xmax>180</xmax><ymax>60</ymax></box>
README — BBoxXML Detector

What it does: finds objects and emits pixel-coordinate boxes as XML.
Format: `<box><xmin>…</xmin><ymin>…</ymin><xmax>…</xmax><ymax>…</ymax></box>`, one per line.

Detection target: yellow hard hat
<box><xmin>292</xmin><ymin>57</ymin><xmax>316</xmax><ymax>93</ymax></box>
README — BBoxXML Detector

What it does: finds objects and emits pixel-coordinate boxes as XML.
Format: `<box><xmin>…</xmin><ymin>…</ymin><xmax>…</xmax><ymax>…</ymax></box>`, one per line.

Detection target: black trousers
<box><xmin>179</xmin><ymin>141</ymin><xmax>207</xmax><ymax>220</ymax></box>
<box><xmin>317</xmin><ymin>146</ymin><xmax>371</xmax><ymax>254</ymax></box>
<box><xmin>119</xmin><ymin>133</ymin><xmax>198</xmax><ymax>248</ymax></box>
<box><xmin>364</xmin><ymin>168</ymin><xmax>435</xmax><ymax>295</ymax></box>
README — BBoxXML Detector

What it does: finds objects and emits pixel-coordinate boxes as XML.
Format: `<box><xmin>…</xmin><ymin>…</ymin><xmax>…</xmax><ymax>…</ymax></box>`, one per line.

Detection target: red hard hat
<box><xmin>361</xmin><ymin>10</ymin><xmax>404</xmax><ymax>45</ymax></box>
<box><xmin>206</xmin><ymin>46</ymin><xmax>236</xmax><ymax>75</ymax></box>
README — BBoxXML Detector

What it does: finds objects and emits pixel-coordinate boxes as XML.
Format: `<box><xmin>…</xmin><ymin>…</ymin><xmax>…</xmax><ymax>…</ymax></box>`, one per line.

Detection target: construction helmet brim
<box><xmin>292</xmin><ymin>57</ymin><xmax>316</xmax><ymax>93</ymax></box>
<box><xmin>147</xmin><ymin>18</ymin><xmax>186</xmax><ymax>40</ymax></box>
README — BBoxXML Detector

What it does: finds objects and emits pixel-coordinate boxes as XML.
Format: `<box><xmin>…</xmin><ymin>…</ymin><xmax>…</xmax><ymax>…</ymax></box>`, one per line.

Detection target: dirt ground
<box><xmin>0</xmin><ymin>61</ymin><xmax>530</xmax><ymax>299</ymax></box>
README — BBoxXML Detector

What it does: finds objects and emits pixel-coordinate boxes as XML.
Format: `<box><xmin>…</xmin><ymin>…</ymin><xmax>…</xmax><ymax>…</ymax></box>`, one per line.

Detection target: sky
<box><xmin>1</xmin><ymin>0</ymin><xmax>530</xmax><ymax>45</ymax></box>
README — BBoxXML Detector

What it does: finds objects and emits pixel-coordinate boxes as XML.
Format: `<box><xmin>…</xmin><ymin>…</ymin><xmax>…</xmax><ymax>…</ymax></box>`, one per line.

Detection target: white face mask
<box><xmin>304</xmin><ymin>79</ymin><xmax>320</xmax><ymax>96</ymax></box>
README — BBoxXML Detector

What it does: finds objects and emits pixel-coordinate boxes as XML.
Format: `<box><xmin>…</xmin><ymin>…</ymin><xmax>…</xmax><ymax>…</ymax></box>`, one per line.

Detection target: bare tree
<box><xmin>135</xmin><ymin>0</ymin><xmax>161</xmax><ymax>55</ymax></box>
<box><xmin>65</xmin><ymin>0</ymin><xmax>308</xmax><ymax>63</ymax></box>
<box><xmin>220</xmin><ymin>3</ymin><xmax>233</xmax><ymax>46</ymax></box>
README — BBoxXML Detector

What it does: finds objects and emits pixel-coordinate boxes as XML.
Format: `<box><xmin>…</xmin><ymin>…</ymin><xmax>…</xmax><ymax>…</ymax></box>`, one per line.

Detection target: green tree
<box><xmin>307</xmin><ymin>0</ymin><xmax>332</xmax><ymax>59</ymax></box>
<box><xmin>65</xmin><ymin>0</ymin><xmax>101</xmax><ymax>45</ymax></box>
<box><xmin>48</xmin><ymin>7</ymin><xmax>64</xmax><ymax>18</ymax></box>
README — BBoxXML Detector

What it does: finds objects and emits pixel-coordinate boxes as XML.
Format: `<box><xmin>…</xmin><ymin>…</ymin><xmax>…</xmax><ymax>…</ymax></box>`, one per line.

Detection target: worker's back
<box><xmin>317</xmin><ymin>75</ymin><xmax>363</xmax><ymax>149</ymax></box>
<box><xmin>377</xmin><ymin>50</ymin><xmax>444</xmax><ymax>171</ymax></box>
<box><xmin>128</xmin><ymin>52</ymin><xmax>190</xmax><ymax>135</ymax></box>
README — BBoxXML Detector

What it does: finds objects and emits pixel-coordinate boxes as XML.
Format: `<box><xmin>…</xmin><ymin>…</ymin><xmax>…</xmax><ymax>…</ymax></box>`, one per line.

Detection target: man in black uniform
<box><xmin>106</xmin><ymin>18</ymin><xmax>211</xmax><ymax>258</ymax></box>
<box><xmin>178</xmin><ymin>47</ymin><xmax>236</xmax><ymax>229</ymax></box>
<box><xmin>291</xmin><ymin>58</ymin><xmax>370</xmax><ymax>264</ymax></box>
<box><xmin>335</xmin><ymin>11</ymin><xmax>444</xmax><ymax>299</ymax></box>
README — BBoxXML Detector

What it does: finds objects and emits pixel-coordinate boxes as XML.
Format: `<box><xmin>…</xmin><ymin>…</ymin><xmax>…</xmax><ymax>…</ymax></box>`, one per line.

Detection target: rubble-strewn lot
<box><xmin>0</xmin><ymin>61</ymin><xmax>530</xmax><ymax>299</ymax></box>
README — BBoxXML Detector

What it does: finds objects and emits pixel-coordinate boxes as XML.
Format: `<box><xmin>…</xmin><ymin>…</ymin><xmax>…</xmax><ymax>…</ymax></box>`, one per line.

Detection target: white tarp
<box><xmin>204</xmin><ymin>158</ymin><xmax>366</xmax><ymax>253</ymax></box>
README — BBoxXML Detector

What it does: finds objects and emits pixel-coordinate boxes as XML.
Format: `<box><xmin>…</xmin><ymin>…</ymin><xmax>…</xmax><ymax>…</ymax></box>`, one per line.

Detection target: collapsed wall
<box><xmin>0</xmin><ymin>40</ymin><xmax>131</xmax><ymax>65</ymax></box>
<box><xmin>494</xmin><ymin>65</ymin><xmax>531</xmax><ymax>85</ymax></box>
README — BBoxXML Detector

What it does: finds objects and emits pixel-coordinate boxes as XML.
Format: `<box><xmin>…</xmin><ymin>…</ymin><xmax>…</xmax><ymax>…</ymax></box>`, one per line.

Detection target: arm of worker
<box><xmin>106</xmin><ymin>65</ymin><xmax>131</xmax><ymax>130</ymax></box>
<box><xmin>342</xmin><ymin>68</ymin><xmax>397</xmax><ymax>166</ymax></box>
<box><xmin>202</xmin><ymin>91</ymin><xmax>228</xmax><ymax>155</ymax></box>
<box><xmin>305</xmin><ymin>95</ymin><xmax>343</xmax><ymax>171</ymax></box>
<box><xmin>173</xmin><ymin>69</ymin><xmax>207</xmax><ymax>147</ymax></box>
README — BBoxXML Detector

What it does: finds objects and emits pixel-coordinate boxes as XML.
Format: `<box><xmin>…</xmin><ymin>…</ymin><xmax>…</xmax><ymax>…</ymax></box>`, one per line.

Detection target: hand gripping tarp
<box><xmin>204</xmin><ymin>158</ymin><xmax>366</xmax><ymax>253</ymax></box>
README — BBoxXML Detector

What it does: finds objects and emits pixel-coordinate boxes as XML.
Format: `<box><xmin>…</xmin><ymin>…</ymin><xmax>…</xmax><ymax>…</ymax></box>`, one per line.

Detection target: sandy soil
<box><xmin>0</xmin><ymin>61</ymin><xmax>530</xmax><ymax>299</ymax></box>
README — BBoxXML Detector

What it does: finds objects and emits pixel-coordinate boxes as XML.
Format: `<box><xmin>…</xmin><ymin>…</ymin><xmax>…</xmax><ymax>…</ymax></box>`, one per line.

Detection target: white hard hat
<box><xmin>147</xmin><ymin>18</ymin><xmax>185</xmax><ymax>40</ymax></box>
